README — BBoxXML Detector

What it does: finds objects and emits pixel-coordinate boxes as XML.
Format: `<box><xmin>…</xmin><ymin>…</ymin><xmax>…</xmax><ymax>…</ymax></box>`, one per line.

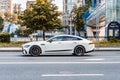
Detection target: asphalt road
<box><xmin>0</xmin><ymin>51</ymin><xmax>120</xmax><ymax>80</ymax></box>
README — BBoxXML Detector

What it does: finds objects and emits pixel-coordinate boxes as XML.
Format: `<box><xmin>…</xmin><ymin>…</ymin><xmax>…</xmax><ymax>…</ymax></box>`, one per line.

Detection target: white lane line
<box><xmin>0</xmin><ymin>57</ymin><xmax>32</xmax><ymax>58</ymax></box>
<box><xmin>0</xmin><ymin>62</ymin><xmax>119</xmax><ymax>64</ymax></box>
<box><xmin>85</xmin><ymin>58</ymin><xmax>105</xmax><ymax>61</ymax></box>
<box><xmin>41</xmin><ymin>74</ymin><xmax>104</xmax><ymax>77</ymax></box>
<box><xmin>0</xmin><ymin>57</ymin><xmax>89</xmax><ymax>58</ymax></box>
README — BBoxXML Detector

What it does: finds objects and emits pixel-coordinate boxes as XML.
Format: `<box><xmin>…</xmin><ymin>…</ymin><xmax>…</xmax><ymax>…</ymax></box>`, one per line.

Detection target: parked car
<box><xmin>22</xmin><ymin>35</ymin><xmax>95</xmax><ymax>56</ymax></box>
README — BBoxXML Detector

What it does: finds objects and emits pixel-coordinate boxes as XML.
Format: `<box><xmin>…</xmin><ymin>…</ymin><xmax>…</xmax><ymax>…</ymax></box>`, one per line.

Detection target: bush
<box><xmin>97</xmin><ymin>39</ymin><xmax>120</xmax><ymax>47</ymax></box>
<box><xmin>0</xmin><ymin>42</ymin><xmax>27</xmax><ymax>47</ymax></box>
<box><xmin>0</xmin><ymin>33</ymin><xmax>10</xmax><ymax>43</ymax></box>
<box><xmin>108</xmin><ymin>37</ymin><xmax>118</xmax><ymax>42</ymax></box>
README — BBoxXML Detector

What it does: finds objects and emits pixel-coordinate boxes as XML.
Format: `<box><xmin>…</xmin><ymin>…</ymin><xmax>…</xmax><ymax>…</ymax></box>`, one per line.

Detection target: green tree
<box><xmin>70</xmin><ymin>0</ymin><xmax>91</xmax><ymax>35</ymax></box>
<box><xmin>4</xmin><ymin>12</ymin><xmax>19</xmax><ymax>24</ymax></box>
<box><xmin>71</xmin><ymin>5</ymin><xmax>85</xmax><ymax>35</ymax></box>
<box><xmin>12</xmin><ymin>14</ymin><xmax>19</xmax><ymax>24</ymax></box>
<box><xmin>23</xmin><ymin>28</ymin><xmax>32</xmax><ymax>37</ymax></box>
<box><xmin>19</xmin><ymin>0</ymin><xmax>61</xmax><ymax>40</ymax></box>
<box><xmin>0</xmin><ymin>16</ymin><xmax>4</xmax><ymax>31</ymax></box>
<box><xmin>4</xmin><ymin>12</ymin><xmax>11</xmax><ymax>22</ymax></box>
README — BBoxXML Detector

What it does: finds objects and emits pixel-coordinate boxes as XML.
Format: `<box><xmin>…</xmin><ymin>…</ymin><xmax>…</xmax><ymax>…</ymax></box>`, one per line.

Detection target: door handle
<box><xmin>41</xmin><ymin>44</ymin><xmax>45</xmax><ymax>45</ymax></box>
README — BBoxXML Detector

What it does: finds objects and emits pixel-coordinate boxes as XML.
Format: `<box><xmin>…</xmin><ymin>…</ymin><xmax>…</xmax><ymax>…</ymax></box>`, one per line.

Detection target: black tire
<box><xmin>73</xmin><ymin>46</ymin><xmax>85</xmax><ymax>56</ymax></box>
<box><xmin>29</xmin><ymin>45</ymin><xmax>41</xmax><ymax>56</ymax></box>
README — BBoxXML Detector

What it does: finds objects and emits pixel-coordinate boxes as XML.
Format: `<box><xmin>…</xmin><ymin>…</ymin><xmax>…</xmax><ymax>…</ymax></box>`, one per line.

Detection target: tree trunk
<box><xmin>43</xmin><ymin>31</ymin><xmax>45</xmax><ymax>41</ymax></box>
<box><xmin>78</xmin><ymin>31</ymin><xmax>81</xmax><ymax>36</ymax></box>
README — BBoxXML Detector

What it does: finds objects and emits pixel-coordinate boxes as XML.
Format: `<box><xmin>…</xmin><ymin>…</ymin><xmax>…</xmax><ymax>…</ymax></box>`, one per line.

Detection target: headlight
<box><xmin>24</xmin><ymin>45</ymin><xmax>30</xmax><ymax>48</ymax></box>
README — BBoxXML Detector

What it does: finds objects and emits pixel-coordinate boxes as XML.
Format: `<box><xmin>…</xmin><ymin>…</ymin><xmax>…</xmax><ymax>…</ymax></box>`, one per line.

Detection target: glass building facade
<box><xmin>86</xmin><ymin>0</ymin><xmax>120</xmax><ymax>39</ymax></box>
<box><xmin>62</xmin><ymin>0</ymin><xmax>120</xmax><ymax>38</ymax></box>
<box><xmin>63</xmin><ymin>0</ymin><xmax>76</xmax><ymax>14</ymax></box>
<box><xmin>106</xmin><ymin>0</ymin><xmax>120</xmax><ymax>38</ymax></box>
<box><xmin>62</xmin><ymin>0</ymin><xmax>85</xmax><ymax>35</ymax></box>
<box><xmin>106</xmin><ymin>0</ymin><xmax>120</xmax><ymax>24</ymax></box>
<box><xmin>0</xmin><ymin>0</ymin><xmax>13</xmax><ymax>14</ymax></box>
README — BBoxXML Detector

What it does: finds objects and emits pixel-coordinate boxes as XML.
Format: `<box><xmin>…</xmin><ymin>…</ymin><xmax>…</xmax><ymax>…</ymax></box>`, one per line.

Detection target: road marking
<box><xmin>0</xmin><ymin>57</ymin><xmax>27</xmax><ymax>59</ymax></box>
<box><xmin>41</xmin><ymin>74</ymin><xmax>104</xmax><ymax>77</ymax></box>
<box><xmin>85</xmin><ymin>58</ymin><xmax>104</xmax><ymax>61</ymax></box>
<box><xmin>0</xmin><ymin>61</ymin><xmax>119</xmax><ymax>64</ymax></box>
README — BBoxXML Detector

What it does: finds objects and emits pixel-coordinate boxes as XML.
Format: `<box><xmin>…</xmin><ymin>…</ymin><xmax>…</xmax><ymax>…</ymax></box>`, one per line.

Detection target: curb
<box><xmin>0</xmin><ymin>47</ymin><xmax>120</xmax><ymax>52</ymax></box>
<box><xmin>95</xmin><ymin>48</ymin><xmax>120</xmax><ymax>51</ymax></box>
<box><xmin>0</xmin><ymin>47</ymin><xmax>22</xmax><ymax>52</ymax></box>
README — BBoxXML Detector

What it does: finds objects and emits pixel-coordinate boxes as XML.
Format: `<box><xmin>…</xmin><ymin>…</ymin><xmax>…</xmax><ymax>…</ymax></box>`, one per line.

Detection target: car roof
<box><xmin>54</xmin><ymin>35</ymin><xmax>85</xmax><ymax>39</ymax></box>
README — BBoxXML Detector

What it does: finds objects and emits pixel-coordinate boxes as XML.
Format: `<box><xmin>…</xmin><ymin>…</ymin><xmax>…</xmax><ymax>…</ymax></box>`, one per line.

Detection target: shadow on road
<box><xmin>20</xmin><ymin>54</ymin><xmax>94</xmax><ymax>57</ymax></box>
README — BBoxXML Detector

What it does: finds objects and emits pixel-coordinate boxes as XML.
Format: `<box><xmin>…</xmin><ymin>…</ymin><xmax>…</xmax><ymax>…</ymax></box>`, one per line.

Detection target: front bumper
<box><xmin>22</xmin><ymin>47</ymin><xmax>29</xmax><ymax>54</ymax></box>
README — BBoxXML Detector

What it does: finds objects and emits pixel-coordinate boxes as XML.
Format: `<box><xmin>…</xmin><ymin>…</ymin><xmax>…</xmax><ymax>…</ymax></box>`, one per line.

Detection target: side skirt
<box><xmin>45</xmin><ymin>49</ymin><xmax>72</xmax><ymax>52</ymax></box>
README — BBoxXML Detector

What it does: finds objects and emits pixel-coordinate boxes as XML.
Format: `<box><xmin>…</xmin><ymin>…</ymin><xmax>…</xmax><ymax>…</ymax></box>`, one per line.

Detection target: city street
<box><xmin>0</xmin><ymin>51</ymin><xmax>120</xmax><ymax>80</ymax></box>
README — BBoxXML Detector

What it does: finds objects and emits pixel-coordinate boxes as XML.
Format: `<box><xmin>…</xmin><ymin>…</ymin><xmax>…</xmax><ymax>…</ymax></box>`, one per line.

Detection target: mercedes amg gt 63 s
<box><xmin>22</xmin><ymin>35</ymin><xmax>95</xmax><ymax>56</ymax></box>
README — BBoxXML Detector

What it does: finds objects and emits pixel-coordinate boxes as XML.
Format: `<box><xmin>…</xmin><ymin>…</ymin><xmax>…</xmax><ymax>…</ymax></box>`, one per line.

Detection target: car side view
<box><xmin>22</xmin><ymin>35</ymin><xmax>95</xmax><ymax>56</ymax></box>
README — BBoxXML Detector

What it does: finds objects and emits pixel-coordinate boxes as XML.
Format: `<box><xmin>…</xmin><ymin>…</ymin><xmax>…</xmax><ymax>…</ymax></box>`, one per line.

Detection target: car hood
<box><xmin>23</xmin><ymin>41</ymin><xmax>46</xmax><ymax>46</ymax></box>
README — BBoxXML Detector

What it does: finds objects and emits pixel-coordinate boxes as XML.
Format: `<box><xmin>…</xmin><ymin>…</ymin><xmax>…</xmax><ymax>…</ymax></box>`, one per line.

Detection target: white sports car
<box><xmin>22</xmin><ymin>35</ymin><xmax>95</xmax><ymax>56</ymax></box>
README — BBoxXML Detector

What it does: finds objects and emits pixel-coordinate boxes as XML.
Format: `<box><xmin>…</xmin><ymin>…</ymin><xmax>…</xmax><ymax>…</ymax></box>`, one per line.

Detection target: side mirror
<box><xmin>48</xmin><ymin>40</ymin><xmax>52</xmax><ymax>43</ymax></box>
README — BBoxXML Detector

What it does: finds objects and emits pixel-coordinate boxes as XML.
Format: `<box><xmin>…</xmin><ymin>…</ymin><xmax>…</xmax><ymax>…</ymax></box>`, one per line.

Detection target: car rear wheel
<box><xmin>29</xmin><ymin>45</ymin><xmax>41</xmax><ymax>56</ymax></box>
<box><xmin>73</xmin><ymin>46</ymin><xmax>85</xmax><ymax>56</ymax></box>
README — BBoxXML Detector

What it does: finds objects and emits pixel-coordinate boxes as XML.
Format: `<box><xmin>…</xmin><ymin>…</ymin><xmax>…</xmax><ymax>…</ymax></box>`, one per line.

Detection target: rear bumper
<box><xmin>86</xmin><ymin>44</ymin><xmax>95</xmax><ymax>52</ymax></box>
<box><xmin>86</xmin><ymin>49</ymin><xmax>94</xmax><ymax>53</ymax></box>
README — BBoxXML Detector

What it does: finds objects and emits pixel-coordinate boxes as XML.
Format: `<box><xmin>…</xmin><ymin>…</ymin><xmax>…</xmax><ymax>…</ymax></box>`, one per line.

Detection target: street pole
<box><xmin>70</xmin><ymin>18</ymin><xmax>72</xmax><ymax>35</ymax></box>
<box><xmin>96</xmin><ymin>13</ymin><xmax>100</xmax><ymax>48</ymax></box>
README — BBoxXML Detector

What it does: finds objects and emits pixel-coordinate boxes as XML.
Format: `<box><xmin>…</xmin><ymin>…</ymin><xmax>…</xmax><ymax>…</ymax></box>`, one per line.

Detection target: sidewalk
<box><xmin>0</xmin><ymin>47</ymin><xmax>21</xmax><ymax>52</ymax></box>
<box><xmin>0</xmin><ymin>47</ymin><xmax>120</xmax><ymax>52</ymax></box>
<box><xmin>95</xmin><ymin>47</ymin><xmax>120</xmax><ymax>51</ymax></box>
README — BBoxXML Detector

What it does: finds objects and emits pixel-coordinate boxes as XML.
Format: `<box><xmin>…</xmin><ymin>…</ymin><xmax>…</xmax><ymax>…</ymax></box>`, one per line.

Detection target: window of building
<box><xmin>77</xmin><ymin>0</ymin><xmax>82</xmax><ymax>3</ymax></box>
<box><xmin>107</xmin><ymin>21</ymin><xmax>120</xmax><ymax>39</ymax></box>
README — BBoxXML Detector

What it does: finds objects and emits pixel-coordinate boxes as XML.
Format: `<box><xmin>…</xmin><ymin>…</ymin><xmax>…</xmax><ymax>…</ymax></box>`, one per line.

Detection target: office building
<box><xmin>86</xmin><ymin>0</ymin><xmax>120</xmax><ymax>39</ymax></box>
<box><xmin>13</xmin><ymin>4</ymin><xmax>21</xmax><ymax>14</ymax></box>
<box><xmin>62</xmin><ymin>0</ymin><xmax>85</xmax><ymax>35</ymax></box>
<box><xmin>26</xmin><ymin>0</ymin><xmax>35</xmax><ymax>9</ymax></box>
<box><xmin>0</xmin><ymin>0</ymin><xmax>13</xmax><ymax>14</ymax></box>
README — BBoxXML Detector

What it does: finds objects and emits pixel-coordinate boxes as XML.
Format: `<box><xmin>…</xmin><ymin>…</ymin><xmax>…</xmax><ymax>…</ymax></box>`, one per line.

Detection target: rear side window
<box><xmin>62</xmin><ymin>36</ymin><xmax>82</xmax><ymax>41</ymax></box>
<box><xmin>48</xmin><ymin>36</ymin><xmax>63</xmax><ymax>42</ymax></box>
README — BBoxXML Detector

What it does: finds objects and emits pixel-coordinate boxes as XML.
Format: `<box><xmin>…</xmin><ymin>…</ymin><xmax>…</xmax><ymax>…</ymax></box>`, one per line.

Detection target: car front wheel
<box><xmin>73</xmin><ymin>46</ymin><xmax>85</xmax><ymax>56</ymax></box>
<box><xmin>29</xmin><ymin>45</ymin><xmax>41</xmax><ymax>56</ymax></box>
